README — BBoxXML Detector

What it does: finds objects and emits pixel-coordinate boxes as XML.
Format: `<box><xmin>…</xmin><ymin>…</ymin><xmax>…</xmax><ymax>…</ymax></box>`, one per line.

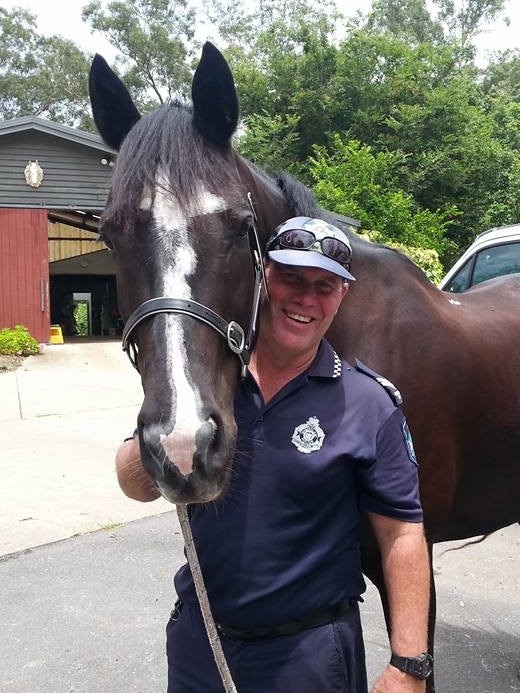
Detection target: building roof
<box><xmin>0</xmin><ymin>115</ymin><xmax>114</xmax><ymax>154</ymax></box>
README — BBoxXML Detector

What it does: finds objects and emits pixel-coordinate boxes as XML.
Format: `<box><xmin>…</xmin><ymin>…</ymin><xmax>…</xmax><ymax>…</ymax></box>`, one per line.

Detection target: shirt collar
<box><xmin>308</xmin><ymin>340</ymin><xmax>345</xmax><ymax>379</ymax></box>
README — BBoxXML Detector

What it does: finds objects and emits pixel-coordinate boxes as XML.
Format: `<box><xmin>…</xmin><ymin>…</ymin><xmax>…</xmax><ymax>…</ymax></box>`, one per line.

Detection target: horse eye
<box><xmin>237</xmin><ymin>219</ymin><xmax>253</xmax><ymax>240</ymax></box>
<box><xmin>98</xmin><ymin>232</ymin><xmax>114</xmax><ymax>251</ymax></box>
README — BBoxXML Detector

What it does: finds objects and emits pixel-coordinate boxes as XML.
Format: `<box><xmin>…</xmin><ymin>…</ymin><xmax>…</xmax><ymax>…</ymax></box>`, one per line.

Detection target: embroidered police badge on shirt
<box><xmin>292</xmin><ymin>417</ymin><xmax>325</xmax><ymax>453</ymax></box>
<box><xmin>402</xmin><ymin>421</ymin><xmax>418</xmax><ymax>465</ymax></box>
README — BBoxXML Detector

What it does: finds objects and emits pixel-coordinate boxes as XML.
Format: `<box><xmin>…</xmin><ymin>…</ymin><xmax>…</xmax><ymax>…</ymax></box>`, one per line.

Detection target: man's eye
<box><xmin>317</xmin><ymin>284</ymin><xmax>334</xmax><ymax>294</ymax></box>
<box><xmin>283</xmin><ymin>273</ymin><xmax>301</xmax><ymax>283</ymax></box>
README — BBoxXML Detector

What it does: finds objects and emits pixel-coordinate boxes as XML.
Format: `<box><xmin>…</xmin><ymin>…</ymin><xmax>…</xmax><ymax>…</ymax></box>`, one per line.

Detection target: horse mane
<box><xmin>274</xmin><ymin>172</ymin><xmax>334</xmax><ymax>223</ymax></box>
<box><xmin>105</xmin><ymin>101</ymin><xmax>241</xmax><ymax>231</ymax></box>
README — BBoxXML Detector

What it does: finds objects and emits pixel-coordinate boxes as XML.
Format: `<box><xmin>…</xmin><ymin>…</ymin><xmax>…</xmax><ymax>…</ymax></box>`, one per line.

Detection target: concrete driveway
<box><xmin>0</xmin><ymin>339</ymin><xmax>172</xmax><ymax>556</ymax></box>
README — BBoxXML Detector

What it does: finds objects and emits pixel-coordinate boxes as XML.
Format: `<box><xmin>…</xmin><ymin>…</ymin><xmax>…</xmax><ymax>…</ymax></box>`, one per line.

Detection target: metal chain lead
<box><xmin>176</xmin><ymin>504</ymin><xmax>238</xmax><ymax>693</ymax></box>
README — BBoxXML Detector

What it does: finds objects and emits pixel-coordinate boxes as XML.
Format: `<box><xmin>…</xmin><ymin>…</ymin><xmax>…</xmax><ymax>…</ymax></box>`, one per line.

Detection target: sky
<box><xmin>1</xmin><ymin>0</ymin><xmax>520</xmax><ymax>64</ymax></box>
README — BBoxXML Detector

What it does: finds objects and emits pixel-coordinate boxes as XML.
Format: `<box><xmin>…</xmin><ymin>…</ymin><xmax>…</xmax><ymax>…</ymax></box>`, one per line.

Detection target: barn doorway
<box><xmin>50</xmin><ymin>275</ymin><xmax>119</xmax><ymax>338</ymax></box>
<box><xmin>48</xmin><ymin>216</ymin><xmax>120</xmax><ymax>339</ymax></box>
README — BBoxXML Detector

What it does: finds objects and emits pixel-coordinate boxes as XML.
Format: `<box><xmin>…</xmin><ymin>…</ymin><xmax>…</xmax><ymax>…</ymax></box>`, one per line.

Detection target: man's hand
<box><xmin>115</xmin><ymin>436</ymin><xmax>161</xmax><ymax>502</ymax></box>
<box><xmin>372</xmin><ymin>664</ymin><xmax>426</xmax><ymax>692</ymax></box>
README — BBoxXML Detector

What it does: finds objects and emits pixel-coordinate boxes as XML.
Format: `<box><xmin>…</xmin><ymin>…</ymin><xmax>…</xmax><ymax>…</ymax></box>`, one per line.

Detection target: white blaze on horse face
<box><xmin>150</xmin><ymin>178</ymin><xmax>227</xmax><ymax>477</ymax></box>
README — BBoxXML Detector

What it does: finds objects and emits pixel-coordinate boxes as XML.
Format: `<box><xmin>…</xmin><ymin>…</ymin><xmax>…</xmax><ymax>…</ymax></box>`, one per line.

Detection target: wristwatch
<box><xmin>390</xmin><ymin>652</ymin><xmax>433</xmax><ymax>679</ymax></box>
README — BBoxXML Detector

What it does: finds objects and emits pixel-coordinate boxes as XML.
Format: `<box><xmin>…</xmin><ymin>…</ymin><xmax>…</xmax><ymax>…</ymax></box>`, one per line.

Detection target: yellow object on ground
<box><xmin>49</xmin><ymin>325</ymin><xmax>64</xmax><ymax>344</ymax></box>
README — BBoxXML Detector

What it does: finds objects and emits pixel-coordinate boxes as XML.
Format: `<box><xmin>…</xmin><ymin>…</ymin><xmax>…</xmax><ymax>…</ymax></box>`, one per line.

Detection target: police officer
<box><xmin>116</xmin><ymin>217</ymin><xmax>432</xmax><ymax>692</ymax></box>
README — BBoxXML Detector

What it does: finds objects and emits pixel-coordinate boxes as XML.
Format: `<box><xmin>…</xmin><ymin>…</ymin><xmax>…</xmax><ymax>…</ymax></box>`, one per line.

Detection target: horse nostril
<box><xmin>195</xmin><ymin>418</ymin><xmax>217</xmax><ymax>457</ymax></box>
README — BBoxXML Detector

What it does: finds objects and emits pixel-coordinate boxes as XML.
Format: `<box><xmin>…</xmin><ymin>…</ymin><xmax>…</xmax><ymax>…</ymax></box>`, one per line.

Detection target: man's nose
<box><xmin>295</xmin><ymin>282</ymin><xmax>319</xmax><ymax>299</ymax></box>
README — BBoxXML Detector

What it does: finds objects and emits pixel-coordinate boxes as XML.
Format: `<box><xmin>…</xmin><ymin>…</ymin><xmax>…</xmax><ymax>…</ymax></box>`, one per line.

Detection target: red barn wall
<box><xmin>0</xmin><ymin>208</ymin><xmax>49</xmax><ymax>343</ymax></box>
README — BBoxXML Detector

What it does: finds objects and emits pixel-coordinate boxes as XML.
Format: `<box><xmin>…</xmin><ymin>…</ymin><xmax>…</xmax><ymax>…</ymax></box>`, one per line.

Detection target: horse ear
<box><xmin>89</xmin><ymin>54</ymin><xmax>141</xmax><ymax>151</ymax></box>
<box><xmin>192</xmin><ymin>42</ymin><xmax>239</xmax><ymax>145</ymax></box>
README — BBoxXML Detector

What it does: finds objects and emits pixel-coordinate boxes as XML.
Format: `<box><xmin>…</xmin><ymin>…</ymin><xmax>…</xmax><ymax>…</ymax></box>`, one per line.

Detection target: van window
<box><xmin>444</xmin><ymin>259</ymin><xmax>472</xmax><ymax>293</ymax></box>
<box><xmin>472</xmin><ymin>242</ymin><xmax>520</xmax><ymax>286</ymax></box>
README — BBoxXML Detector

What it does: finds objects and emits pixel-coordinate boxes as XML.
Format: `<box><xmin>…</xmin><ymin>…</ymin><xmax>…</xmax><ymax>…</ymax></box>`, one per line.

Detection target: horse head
<box><xmin>89</xmin><ymin>43</ymin><xmax>289</xmax><ymax>503</ymax></box>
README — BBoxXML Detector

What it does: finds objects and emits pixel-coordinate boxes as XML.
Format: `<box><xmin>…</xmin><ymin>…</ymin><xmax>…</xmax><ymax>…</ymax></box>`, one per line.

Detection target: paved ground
<box><xmin>0</xmin><ymin>340</ymin><xmax>172</xmax><ymax>556</ymax></box>
<box><xmin>1</xmin><ymin>340</ymin><xmax>519</xmax><ymax>692</ymax></box>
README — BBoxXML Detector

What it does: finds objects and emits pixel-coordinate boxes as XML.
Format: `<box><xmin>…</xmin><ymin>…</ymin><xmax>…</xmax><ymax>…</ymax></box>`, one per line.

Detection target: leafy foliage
<box><xmin>235</xmin><ymin>112</ymin><xmax>303</xmax><ymax>176</ymax></box>
<box><xmin>0</xmin><ymin>325</ymin><xmax>40</xmax><ymax>356</ymax></box>
<box><xmin>310</xmin><ymin>135</ymin><xmax>455</xmax><ymax>255</ymax></box>
<box><xmin>0</xmin><ymin>8</ymin><xmax>91</xmax><ymax>126</ymax></box>
<box><xmin>359</xmin><ymin>231</ymin><xmax>444</xmax><ymax>284</ymax></box>
<box><xmin>82</xmin><ymin>0</ymin><xmax>196</xmax><ymax>107</ymax></box>
<box><xmin>73</xmin><ymin>303</ymin><xmax>89</xmax><ymax>337</ymax></box>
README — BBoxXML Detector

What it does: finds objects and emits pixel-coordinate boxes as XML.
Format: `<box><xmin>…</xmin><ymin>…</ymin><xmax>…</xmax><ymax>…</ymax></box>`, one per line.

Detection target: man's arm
<box><xmin>369</xmin><ymin>512</ymin><xmax>430</xmax><ymax>693</ymax></box>
<box><xmin>115</xmin><ymin>436</ymin><xmax>161</xmax><ymax>502</ymax></box>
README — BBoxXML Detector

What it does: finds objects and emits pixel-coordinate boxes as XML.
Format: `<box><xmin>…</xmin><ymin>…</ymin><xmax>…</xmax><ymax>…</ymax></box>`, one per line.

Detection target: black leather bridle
<box><xmin>121</xmin><ymin>193</ymin><xmax>266</xmax><ymax>378</ymax></box>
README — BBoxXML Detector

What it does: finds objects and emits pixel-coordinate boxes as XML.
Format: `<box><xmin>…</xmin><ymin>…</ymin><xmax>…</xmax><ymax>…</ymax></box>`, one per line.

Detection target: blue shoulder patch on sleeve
<box><xmin>402</xmin><ymin>420</ymin><xmax>418</xmax><ymax>465</ymax></box>
<box><xmin>354</xmin><ymin>359</ymin><xmax>403</xmax><ymax>406</ymax></box>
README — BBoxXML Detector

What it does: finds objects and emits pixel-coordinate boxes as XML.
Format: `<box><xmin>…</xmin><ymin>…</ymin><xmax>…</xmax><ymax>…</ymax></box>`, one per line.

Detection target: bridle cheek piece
<box><xmin>121</xmin><ymin>193</ymin><xmax>266</xmax><ymax>379</ymax></box>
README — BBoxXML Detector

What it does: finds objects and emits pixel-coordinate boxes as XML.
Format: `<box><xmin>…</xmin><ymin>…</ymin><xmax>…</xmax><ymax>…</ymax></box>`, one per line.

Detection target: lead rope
<box><xmin>176</xmin><ymin>504</ymin><xmax>239</xmax><ymax>693</ymax></box>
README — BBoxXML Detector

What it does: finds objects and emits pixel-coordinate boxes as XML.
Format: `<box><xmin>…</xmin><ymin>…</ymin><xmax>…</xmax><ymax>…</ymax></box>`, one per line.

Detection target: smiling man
<box><xmin>117</xmin><ymin>216</ymin><xmax>431</xmax><ymax>693</ymax></box>
<box><xmin>249</xmin><ymin>217</ymin><xmax>353</xmax><ymax>401</ymax></box>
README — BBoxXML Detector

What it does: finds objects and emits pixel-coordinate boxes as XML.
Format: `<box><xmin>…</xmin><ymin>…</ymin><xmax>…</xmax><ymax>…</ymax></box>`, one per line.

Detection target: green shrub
<box><xmin>0</xmin><ymin>325</ymin><xmax>40</xmax><ymax>356</ymax></box>
<box><xmin>73</xmin><ymin>302</ymin><xmax>89</xmax><ymax>336</ymax></box>
<box><xmin>359</xmin><ymin>230</ymin><xmax>444</xmax><ymax>284</ymax></box>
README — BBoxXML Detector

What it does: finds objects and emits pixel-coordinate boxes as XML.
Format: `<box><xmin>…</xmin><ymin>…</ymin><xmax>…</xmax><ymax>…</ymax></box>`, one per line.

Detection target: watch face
<box><xmin>391</xmin><ymin>652</ymin><xmax>433</xmax><ymax>679</ymax></box>
<box><xmin>412</xmin><ymin>653</ymin><xmax>433</xmax><ymax>679</ymax></box>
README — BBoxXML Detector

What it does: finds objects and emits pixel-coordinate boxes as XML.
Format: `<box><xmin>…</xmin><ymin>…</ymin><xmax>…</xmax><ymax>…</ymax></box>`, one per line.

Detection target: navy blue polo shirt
<box><xmin>174</xmin><ymin>340</ymin><xmax>422</xmax><ymax>629</ymax></box>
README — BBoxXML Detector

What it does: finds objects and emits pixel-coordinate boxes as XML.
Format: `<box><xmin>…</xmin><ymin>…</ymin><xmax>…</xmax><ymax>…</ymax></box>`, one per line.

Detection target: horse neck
<box><xmin>329</xmin><ymin>240</ymin><xmax>438</xmax><ymax>365</ymax></box>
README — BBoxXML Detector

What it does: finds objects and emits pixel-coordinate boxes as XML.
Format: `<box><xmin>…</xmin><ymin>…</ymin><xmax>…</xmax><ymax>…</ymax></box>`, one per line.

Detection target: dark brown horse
<box><xmin>89</xmin><ymin>42</ymin><xmax>520</xmax><ymax>691</ymax></box>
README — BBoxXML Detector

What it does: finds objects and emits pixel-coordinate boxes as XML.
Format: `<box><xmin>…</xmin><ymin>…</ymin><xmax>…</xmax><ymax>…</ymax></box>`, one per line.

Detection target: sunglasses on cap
<box><xmin>266</xmin><ymin>228</ymin><xmax>353</xmax><ymax>271</ymax></box>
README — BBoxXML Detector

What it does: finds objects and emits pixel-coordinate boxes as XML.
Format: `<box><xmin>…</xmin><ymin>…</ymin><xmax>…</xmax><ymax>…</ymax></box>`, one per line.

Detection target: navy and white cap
<box><xmin>266</xmin><ymin>216</ymin><xmax>356</xmax><ymax>281</ymax></box>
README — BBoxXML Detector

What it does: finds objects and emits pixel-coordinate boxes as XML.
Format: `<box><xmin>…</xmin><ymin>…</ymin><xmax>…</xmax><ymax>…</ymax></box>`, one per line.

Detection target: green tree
<box><xmin>436</xmin><ymin>0</ymin><xmax>507</xmax><ymax>51</ymax></box>
<box><xmin>0</xmin><ymin>7</ymin><xmax>91</xmax><ymax>126</ymax></box>
<box><xmin>365</xmin><ymin>0</ymin><xmax>507</xmax><ymax>58</ymax></box>
<box><xmin>205</xmin><ymin>0</ymin><xmax>342</xmax><ymax>164</ymax></box>
<box><xmin>235</xmin><ymin>112</ymin><xmax>303</xmax><ymax>176</ymax></box>
<box><xmin>324</xmin><ymin>27</ymin><xmax>520</xmax><ymax>260</ymax></box>
<box><xmin>310</xmin><ymin>135</ymin><xmax>455</xmax><ymax>255</ymax></box>
<box><xmin>206</xmin><ymin>0</ymin><xmax>339</xmax><ymax>49</ymax></box>
<box><xmin>82</xmin><ymin>0</ymin><xmax>196</xmax><ymax>106</ymax></box>
<box><xmin>481</xmin><ymin>49</ymin><xmax>520</xmax><ymax>100</ymax></box>
<box><xmin>365</xmin><ymin>0</ymin><xmax>445</xmax><ymax>46</ymax></box>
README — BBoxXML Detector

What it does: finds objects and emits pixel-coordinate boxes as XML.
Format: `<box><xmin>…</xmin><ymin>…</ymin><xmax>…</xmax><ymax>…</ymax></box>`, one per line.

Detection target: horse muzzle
<box><xmin>139</xmin><ymin>416</ymin><xmax>235</xmax><ymax>504</ymax></box>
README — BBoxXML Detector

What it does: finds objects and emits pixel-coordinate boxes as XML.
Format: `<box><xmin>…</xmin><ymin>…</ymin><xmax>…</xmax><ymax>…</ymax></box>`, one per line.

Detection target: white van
<box><xmin>439</xmin><ymin>224</ymin><xmax>520</xmax><ymax>292</ymax></box>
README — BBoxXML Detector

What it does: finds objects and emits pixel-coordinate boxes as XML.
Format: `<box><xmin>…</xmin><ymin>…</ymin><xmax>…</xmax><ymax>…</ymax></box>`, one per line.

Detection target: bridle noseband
<box><xmin>121</xmin><ymin>193</ymin><xmax>266</xmax><ymax>378</ymax></box>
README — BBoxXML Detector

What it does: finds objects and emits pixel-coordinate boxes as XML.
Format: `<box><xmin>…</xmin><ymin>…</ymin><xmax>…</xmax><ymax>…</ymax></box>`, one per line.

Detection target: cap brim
<box><xmin>268</xmin><ymin>249</ymin><xmax>356</xmax><ymax>281</ymax></box>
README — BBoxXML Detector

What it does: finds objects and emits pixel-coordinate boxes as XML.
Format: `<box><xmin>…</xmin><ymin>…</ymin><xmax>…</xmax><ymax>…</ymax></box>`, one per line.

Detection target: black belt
<box><xmin>215</xmin><ymin>598</ymin><xmax>358</xmax><ymax>641</ymax></box>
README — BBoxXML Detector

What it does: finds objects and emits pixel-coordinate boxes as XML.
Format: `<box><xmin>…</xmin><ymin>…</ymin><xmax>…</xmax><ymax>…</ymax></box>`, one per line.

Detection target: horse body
<box><xmin>89</xmin><ymin>42</ymin><xmax>520</xmax><ymax>691</ymax></box>
<box><xmin>329</xmin><ymin>246</ymin><xmax>520</xmax><ymax>542</ymax></box>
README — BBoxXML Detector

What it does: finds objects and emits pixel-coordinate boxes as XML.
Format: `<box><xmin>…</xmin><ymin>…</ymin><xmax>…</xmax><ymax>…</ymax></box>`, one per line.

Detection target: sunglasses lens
<box><xmin>321</xmin><ymin>238</ymin><xmax>351</xmax><ymax>267</ymax></box>
<box><xmin>269</xmin><ymin>226</ymin><xmax>352</xmax><ymax>271</ymax></box>
<box><xmin>278</xmin><ymin>230</ymin><xmax>315</xmax><ymax>249</ymax></box>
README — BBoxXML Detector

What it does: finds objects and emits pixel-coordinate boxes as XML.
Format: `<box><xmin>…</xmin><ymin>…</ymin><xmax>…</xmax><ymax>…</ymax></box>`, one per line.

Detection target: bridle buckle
<box><xmin>227</xmin><ymin>321</ymin><xmax>246</xmax><ymax>355</ymax></box>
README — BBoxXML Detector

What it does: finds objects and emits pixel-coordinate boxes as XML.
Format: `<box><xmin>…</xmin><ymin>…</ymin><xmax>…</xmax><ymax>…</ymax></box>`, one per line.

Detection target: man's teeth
<box><xmin>287</xmin><ymin>312</ymin><xmax>312</xmax><ymax>323</ymax></box>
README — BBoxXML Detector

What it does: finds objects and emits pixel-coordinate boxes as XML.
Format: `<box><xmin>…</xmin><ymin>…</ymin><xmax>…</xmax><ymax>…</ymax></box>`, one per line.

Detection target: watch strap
<box><xmin>390</xmin><ymin>652</ymin><xmax>433</xmax><ymax>679</ymax></box>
